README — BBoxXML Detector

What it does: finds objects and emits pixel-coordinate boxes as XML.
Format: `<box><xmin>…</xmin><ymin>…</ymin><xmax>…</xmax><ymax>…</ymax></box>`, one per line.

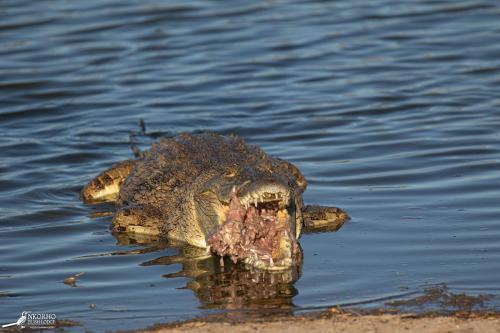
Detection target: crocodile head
<box><xmin>193</xmin><ymin>139</ymin><xmax>307</xmax><ymax>270</ymax></box>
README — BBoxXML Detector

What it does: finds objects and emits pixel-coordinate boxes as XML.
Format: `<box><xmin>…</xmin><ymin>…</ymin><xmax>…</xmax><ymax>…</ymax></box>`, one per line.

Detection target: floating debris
<box><xmin>63</xmin><ymin>272</ymin><xmax>85</xmax><ymax>287</ymax></box>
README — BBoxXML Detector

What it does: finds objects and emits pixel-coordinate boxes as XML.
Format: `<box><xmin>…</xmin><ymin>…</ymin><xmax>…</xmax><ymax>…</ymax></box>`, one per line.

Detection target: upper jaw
<box><xmin>237</xmin><ymin>181</ymin><xmax>291</xmax><ymax>210</ymax></box>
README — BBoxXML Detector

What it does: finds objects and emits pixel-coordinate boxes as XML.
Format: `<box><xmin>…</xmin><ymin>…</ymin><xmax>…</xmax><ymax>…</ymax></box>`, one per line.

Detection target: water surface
<box><xmin>1</xmin><ymin>0</ymin><xmax>500</xmax><ymax>331</ymax></box>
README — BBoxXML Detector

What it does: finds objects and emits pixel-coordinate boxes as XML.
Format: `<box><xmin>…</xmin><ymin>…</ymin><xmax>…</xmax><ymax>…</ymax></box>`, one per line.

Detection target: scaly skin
<box><xmin>82</xmin><ymin>132</ymin><xmax>348</xmax><ymax>270</ymax></box>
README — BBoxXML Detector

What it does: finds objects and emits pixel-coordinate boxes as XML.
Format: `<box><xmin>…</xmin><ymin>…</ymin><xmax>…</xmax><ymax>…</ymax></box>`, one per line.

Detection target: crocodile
<box><xmin>82</xmin><ymin>132</ymin><xmax>348</xmax><ymax>270</ymax></box>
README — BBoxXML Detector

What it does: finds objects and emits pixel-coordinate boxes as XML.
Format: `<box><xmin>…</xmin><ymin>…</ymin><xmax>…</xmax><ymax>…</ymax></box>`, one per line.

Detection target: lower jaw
<box><xmin>243</xmin><ymin>236</ymin><xmax>302</xmax><ymax>271</ymax></box>
<box><xmin>207</xmin><ymin>224</ymin><xmax>301</xmax><ymax>271</ymax></box>
<box><xmin>243</xmin><ymin>256</ymin><xmax>295</xmax><ymax>271</ymax></box>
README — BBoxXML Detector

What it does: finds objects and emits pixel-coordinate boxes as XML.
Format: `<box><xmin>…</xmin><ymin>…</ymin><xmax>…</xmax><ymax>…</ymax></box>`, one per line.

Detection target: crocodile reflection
<box><xmin>114</xmin><ymin>231</ymin><xmax>303</xmax><ymax>309</ymax></box>
<box><xmin>112</xmin><ymin>218</ymin><xmax>345</xmax><ymax>309</ymax></box>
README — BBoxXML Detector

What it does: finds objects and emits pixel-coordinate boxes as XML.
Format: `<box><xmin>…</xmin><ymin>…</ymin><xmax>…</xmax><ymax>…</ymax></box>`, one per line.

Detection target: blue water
<box><xmin>1</xmin><ymin>0</ymin><xmax>500</xmax><ymax>331</ymax></box>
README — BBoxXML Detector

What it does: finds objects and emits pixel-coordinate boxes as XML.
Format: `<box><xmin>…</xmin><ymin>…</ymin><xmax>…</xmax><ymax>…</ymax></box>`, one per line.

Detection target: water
<box><xmin>1</xmin><ymin>0</ymin><xmax>500</xmax><ymax>331</ymax></box>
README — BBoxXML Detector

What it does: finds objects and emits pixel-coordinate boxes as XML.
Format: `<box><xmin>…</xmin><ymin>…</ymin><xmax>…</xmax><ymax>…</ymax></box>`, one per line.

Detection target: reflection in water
<box><xmin>113</xmin><ymin>231</ymin><xmax>311</xmax><ymax>310</ymax></box>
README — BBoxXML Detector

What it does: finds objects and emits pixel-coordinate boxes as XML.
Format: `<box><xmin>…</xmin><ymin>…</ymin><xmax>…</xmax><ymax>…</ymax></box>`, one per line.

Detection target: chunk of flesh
<box><xmin>207</xmin><ymin>190</ymin><xmax>298</xmax><ymax>268</ymax></box>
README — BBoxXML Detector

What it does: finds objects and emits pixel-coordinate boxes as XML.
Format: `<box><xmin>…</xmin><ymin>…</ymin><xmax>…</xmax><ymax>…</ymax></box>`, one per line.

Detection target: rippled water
<box><xmin>1</xmin><ymin>0</ymin><xmax>500</xmax><ymax>331</ymax></box>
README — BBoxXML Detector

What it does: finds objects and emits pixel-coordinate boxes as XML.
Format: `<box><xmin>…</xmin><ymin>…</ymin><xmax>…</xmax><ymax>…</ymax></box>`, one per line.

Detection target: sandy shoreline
<box><xmin>130</xmin><ymin>310</ymin><xmax>500</xmax><ymax>333</ymax></box>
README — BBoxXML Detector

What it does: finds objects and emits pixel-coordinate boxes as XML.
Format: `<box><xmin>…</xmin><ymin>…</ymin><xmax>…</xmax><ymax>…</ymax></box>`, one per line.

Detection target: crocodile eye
<box><xmin>224</xmin><ymin>169</ymin><xmax>236</xmax><ymax>178</ymax></box>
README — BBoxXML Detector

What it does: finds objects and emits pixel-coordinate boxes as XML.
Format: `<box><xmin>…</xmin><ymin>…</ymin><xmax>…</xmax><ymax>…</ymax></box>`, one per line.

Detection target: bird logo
<box><xmin>2</xmin><ymin>311</ymin><xmax>30</xmax><ymax>328</ymax></box>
